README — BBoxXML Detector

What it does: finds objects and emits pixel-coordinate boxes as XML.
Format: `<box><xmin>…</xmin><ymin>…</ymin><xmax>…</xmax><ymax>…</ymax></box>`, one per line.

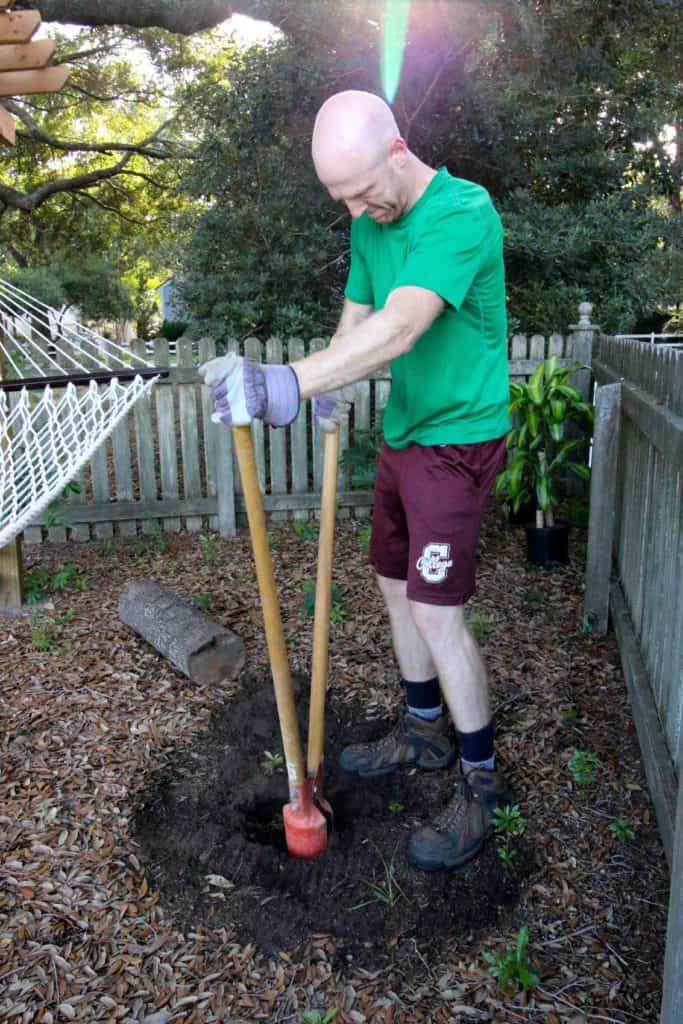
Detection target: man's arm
<box><xmin>291</xmin><ymin>286</ymin><xmax>445</xmax><ymax>399</ymax></box>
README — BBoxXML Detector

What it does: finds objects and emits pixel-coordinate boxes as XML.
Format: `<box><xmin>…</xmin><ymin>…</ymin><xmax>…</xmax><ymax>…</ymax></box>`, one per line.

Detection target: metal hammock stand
<box><xmin>0</xmin><ymin>277</ymin><xmax>169</xmax><ymax>548</ymax></box>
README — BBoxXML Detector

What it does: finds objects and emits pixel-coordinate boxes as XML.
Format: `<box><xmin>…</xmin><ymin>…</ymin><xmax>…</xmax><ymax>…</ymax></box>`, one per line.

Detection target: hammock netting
<box><xmin>0</xmin><ymin>277</ymin><xmax>161</xmax><ymax>547</ymax></box>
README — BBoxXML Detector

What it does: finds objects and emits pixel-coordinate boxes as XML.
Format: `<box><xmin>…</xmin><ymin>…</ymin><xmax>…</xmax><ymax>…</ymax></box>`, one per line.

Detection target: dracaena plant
<box><xmin>495</xmin><ymin>357</ymin><xmax>594</xmax><ymax>528</ymax></box>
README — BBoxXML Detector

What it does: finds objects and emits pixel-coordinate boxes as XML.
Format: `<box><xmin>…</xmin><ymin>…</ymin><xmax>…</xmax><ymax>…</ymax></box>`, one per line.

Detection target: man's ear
<box><xmin>387</xmin><ymin>136</ymin><xmax>409</xmax><ymax>166</ymax></box>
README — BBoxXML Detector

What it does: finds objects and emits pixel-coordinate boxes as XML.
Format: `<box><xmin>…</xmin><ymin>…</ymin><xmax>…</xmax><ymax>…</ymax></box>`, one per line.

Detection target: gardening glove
<box><xmin>313</xmin><ymin>386</ymin><xmax>355</xmax><ymax>433</ymax></box>
<box><xmin>199</xmin><ymin>353</ymin><xmax>300</xmax><ymax>428</ymax></box>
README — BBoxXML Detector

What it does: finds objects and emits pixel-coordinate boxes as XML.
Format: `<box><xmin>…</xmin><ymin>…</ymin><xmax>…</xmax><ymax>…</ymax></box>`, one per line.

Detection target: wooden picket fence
<box><xmin>23</xmin><ymin>330</ymin><xmax>591</xmax><ymax>545</ymax></box>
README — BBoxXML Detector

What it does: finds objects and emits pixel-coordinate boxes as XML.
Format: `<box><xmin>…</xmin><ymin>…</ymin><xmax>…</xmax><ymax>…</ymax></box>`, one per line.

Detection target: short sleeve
<box><xmin>392</xmin><ymin>210</ymin><xmax>488</xmax><ymax>312</ymax></box>
<box><xmin>344</xmin><ymin>218</ymin><xmax>374</xmax><ymax>305</ymax></box>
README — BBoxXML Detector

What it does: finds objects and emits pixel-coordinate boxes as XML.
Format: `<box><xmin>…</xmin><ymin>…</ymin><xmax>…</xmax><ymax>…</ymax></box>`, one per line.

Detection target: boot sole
<box><xmin>340</xmin><ymin>749</ymin><xmax>457</xmax><ymax>779</ymax></box>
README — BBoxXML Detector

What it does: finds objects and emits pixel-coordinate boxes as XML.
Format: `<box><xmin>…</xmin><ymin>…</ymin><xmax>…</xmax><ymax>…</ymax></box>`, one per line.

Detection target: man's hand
<box><xmin>199</xmin><ymin>353</ymin><xmax>300</xmax><ymax>428</ymax></box>
<box><xmin>313</xmin><ymin>386</ymin><xmax>355</xmax><ymax>433</ymax></box>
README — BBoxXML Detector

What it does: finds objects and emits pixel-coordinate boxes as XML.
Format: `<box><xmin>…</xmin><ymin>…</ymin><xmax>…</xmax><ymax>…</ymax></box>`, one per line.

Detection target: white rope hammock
<box><xmin>0</xmin><ymin>277</ymin><xmax>164</xmax><ymax>547</ymax></box>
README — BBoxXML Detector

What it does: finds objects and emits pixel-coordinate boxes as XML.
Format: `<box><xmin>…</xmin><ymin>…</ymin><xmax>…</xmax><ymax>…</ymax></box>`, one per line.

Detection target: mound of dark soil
<box><xmin>134</xmin><ymin>673</ymin><xmax>533</xmax><ymax>960</ymax></box>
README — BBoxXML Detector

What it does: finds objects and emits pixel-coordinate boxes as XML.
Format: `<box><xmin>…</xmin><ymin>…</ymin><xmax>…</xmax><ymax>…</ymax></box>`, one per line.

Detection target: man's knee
<box><xmin>376</xmin><ymin>572</ymin><xmax>407</xmax><ymax>605</ymax></box>
<box><xmin>409</xmin><ymin>600</ymin><xmax>466</xmax><ymax>646</ymax></box>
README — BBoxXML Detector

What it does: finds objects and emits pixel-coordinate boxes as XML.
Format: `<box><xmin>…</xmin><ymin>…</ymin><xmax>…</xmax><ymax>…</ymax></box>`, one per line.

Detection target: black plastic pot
<box><xmin>525</xmin><ymin>523</ymin><xmax>569</xmax><ymax>567</ymax></box>
<box><xmin>508</xmin><ymin>500</ymin><xmax>536</xmax><ymax>527</ymax></box>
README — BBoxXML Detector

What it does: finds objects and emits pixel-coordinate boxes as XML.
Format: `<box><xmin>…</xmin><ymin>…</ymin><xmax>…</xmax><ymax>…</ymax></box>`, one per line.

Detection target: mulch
<box><xmin>0</xmin><ymin>508</ymin><xmax>669</xmax><ymax>1023</ymax></box>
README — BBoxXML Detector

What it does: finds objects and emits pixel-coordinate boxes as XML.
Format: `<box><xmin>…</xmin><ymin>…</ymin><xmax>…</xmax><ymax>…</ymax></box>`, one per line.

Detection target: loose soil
<box><xmin>134</xmin><ymin>676</ymin><xmax>530</xmax><ymax>960</ymax></box>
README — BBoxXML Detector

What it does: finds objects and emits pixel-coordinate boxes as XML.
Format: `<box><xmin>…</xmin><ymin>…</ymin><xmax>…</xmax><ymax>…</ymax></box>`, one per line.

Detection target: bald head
<box><xmin>312</xmin><ymin>91</ymin><xmax>400</xmax><ymax>187</ymax></box>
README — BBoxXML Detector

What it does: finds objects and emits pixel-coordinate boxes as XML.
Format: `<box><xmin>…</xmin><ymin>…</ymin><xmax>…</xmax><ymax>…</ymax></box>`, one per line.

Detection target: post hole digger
<box><xmin>232</xmin><ymin>424</ymin><xmax>340</xmax><ymax>858</ymax></box>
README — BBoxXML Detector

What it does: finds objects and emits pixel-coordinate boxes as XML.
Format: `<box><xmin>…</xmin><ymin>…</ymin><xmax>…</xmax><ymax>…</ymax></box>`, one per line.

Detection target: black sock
<box><xmin>457</xmin><ymin>721</ymin><xmax>495</xmax><ymax>770</ymax></box>
<box><xmin>403</xmin><ymin>676</ymin><xmax>442</xmax><ymax>720</ymax></box>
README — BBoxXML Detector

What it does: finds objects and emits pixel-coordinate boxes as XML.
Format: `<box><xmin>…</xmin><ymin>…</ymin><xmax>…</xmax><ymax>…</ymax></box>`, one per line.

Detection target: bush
<box><xmin>159</xmin><ymin>319</ymin><xmax>188</xmax><ymax>341</ymax></box>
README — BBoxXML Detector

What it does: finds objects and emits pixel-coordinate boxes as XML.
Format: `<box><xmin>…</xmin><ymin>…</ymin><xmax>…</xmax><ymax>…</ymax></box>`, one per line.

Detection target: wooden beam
<box><xmin>0</xmin><ymin>101</ymin><xmax>14</xmax><ymax>144</ymax></box>
<box><xmin>583</xmin><ymin>382</ymin><xmax>622</xmax><ymax>634</ymax></box>
<box><xmin>0</xmin><ymin>39</ymin><xmax>55</xmax><ymax>71</ymax></box>
<box><xmin>0</xmin><ymin>11</ymin><xmax>41</xmax><ymax>44</ymax></box>
<box><xmin>661</xmin><ymin>771</ymin><xmax>683</xmax><ymax>1024</ymax></box>
<box><xmin>0</xmin><ymin>64</ymin><xmax>69</xmax><ymax>96</ymax></box>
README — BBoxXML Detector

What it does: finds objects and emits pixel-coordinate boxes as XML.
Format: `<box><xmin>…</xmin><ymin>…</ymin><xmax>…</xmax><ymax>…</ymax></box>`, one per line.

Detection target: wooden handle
<box><xmin>232</xmin><ymin>425</ymin><xmax>305</xmax><ymax>788</ymax></box>
<box><xmin>307</xmin><ymin>427</ymin><xmax>340</xmax><ymax>777</ymax></box>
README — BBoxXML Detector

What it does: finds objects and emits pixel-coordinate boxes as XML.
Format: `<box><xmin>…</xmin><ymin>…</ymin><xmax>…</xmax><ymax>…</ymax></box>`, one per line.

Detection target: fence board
<box><xmin>132</xmin><ymin>338</ymin><xmax>157</xmax><ymax>534</ymax></box>
<box><xmin>155</xmin><ymin>337</ymin><xmax>180</xmax><ymax>533</ymax></box>
<box><xmin>244</xmin><ymin>337</ymin><xmax>265</xmax><ymax>496</ymax></box>
<box><xmin>198</xmin><ymin>337</ymin><xmax>218</xmax><ymax>530</ymax></box>
<box><xmin>177</xmin><ymin>337</ymin><xmax>202</xmax><ymax>533</ymax></box>
<box><xmin>288</xmin><ymin>337</ymin><xmax>308</xmax><ymax>520</ymax></box>
<box><xmin>111</xmin><ymin>417</ymin><xmax>135</xmax><ymax>538</ymax></box>
<box><xmin>90</xmin><ymin>423</ymin><xmax>112</xmax><ymax>541</ymax></box>
<box><xmin>309</xmin><ymin>337</ymin><xmax>325</xmax><ymax>496</ymax></box>
<box><xmin>266</xmin><ymin>337</ymin><xmax>288</xmax><ymax>522</ymax></box>
<box><xmin>509</xmin><ymin>335</ymin><xmax>528</xmax><ymax>384</ymax></box>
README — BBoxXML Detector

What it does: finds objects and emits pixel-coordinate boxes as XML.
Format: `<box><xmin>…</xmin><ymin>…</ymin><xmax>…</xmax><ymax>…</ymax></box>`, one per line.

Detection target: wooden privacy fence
<box><xmin>21</xmin><ymin>329</ymin><xmax>592</xmax><ymax>545</ymax></box>
<box><xmin>585</xmin><ymin>335</ymin><xmax>683</xmax><ymax>1023</ymax></box>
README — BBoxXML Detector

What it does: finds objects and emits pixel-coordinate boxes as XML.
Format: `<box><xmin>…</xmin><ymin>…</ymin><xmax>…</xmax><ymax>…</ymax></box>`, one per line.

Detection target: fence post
<box><xmin>568</xmin><ymin>301</ymin><xmax>599</xmax><ymax>497</ymax></box>
<box><xmin>583</xmin><ymin>382</ymin><xmax>622</xmax><ymax>634</ymax></box>
<box><xmin>661</xmin><ymin>770</ymin><xmax>683</xmax><ymax>1024</ymax></box>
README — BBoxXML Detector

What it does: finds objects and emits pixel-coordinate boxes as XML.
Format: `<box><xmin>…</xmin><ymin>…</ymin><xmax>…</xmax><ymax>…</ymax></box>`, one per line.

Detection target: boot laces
<box><xmin>433</xmin><ymin>772</ymin><xmax>472</xmax><ymax>831</ymax></box>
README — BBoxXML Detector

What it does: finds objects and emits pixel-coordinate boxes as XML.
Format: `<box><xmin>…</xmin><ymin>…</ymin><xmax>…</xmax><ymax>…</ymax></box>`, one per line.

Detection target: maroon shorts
<box><xmin>369</xmin><ymin>437</ymin><xmax>507</xmax><ymax>606</ymax></box>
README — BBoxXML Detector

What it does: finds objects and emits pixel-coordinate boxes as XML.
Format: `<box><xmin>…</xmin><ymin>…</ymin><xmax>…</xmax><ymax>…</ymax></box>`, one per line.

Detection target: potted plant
<box><xmin>495</xmin><ymin>357</ymin><xmax>593</xmax><ymax>566</ymax></box>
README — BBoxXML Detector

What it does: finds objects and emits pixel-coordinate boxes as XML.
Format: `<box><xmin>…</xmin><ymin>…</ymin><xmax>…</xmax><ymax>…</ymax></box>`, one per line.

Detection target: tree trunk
<box><xmin>119</xmin><ymin>580</ymin><xmax>245</xmax><ymax>685</ymax></box>
<box><xmin>21</xmin><ymin>1</ymin><xmax>241</xmax><ymax>34</ymax></box>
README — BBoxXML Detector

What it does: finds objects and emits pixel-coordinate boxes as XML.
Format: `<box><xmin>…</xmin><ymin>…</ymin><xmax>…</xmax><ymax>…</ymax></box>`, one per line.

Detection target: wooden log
<box><xmin>118</xmin><ymin>580</ymin><xmax>245</xmax><ymax>685</ymax></box>
<box><xmin>583</xmin><ymin>382</ymin><xmax>621</xmax><ymax>634</ymax></box>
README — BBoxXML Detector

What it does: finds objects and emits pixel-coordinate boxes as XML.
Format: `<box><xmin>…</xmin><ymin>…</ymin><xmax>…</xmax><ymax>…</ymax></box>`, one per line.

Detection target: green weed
<box><xmin>192</xmin><ymin>592</ymin><xmax>213</xmax><ymax>611</ymax></box>
<box><xmin>299</xmin><ymin>1010</ymin><xmax>338</xmax><ymax>1024</ymax></box>
<box><xmin>24</xmin><ymin>566</ymin><xmax>51</xmax><ymax>604</ymax></box>
<box><xmin>351</xmin><ymin>844</ymin><xmax>405</xmax><ymax>911</ymax></box>
<box><xmin>466</xmin><ymin>612</ymin><xmax>493</xmax><ymax>646</ymax></box>
<box><xmin>388</xmin><ymin>802</ymin><xmax>404</xmax><ymax>815</ymax></box>
<box><xmin>30</xmin><ymin>616</ymin><xmax>57</xmax><ymax>652</ymax></box>
<box><xmin>484</xmin><ymin>925</ymin><xmax>539</xmax><ymax>992</ymax></box>
<box><xmin>293</xmin><ymin>519</ymin><xmax>319</xmax><ymax>542</ymax></box>
<box><xmin>51</xmin><ymin>564</ymin><xmax>88</xmax><ymax>592</ymax></box>
<box><xmin>133</xmin><ymin>522</ymin><xmax>166</xmax><ymax>554</ymax></box>
<box><xmin>260</xmin><ymin>750</ymin><xmax>284</xmax><ymax>774</ymax></box>
<box><xmin>358</xmin><ymin>522</ymin><xmax>372</xmax><ymax>550</ymax></box>
<box><xmin>492</xmin><ymin>803</ymin><xmax>526</xmax><ymax>870</ymax></box>
<box><xmin>330</xmin><ymin>603</ymin><xmax>347</xmax><ymax>624</ymax></box>
<box><xmin>609</xmin><ymin>816</ymin><xmax>635</xmax><ymax>841</ymax></box>
<box><xmin>301</xmin><ymin>579</ymin><xmax>344</xmax><ymax>619</ymax></box>
<box><xmin>24</xmin><ymin>564</ymin><xmax>87</xmax><ymax>603</ymax></box>
<box><xmin>199</xmin><ymin>533</ymin><xmax>221</xmax><ymax>563</ymax></box>
<box><xmin>568</xmin><ymin>749</ymin><xmax>598</xmax><ymax>793</ymax></box>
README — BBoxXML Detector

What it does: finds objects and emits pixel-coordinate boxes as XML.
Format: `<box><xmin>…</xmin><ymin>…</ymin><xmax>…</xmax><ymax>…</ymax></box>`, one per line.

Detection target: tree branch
<box><xmin>17</xmin><ymin>1</ymin><xmax>249</xmax><ymax>35</ymax></box>
<box><xmin>0</xmin><ymin>152</ymin><xmax>135</xmax><ymax>211</ymax></box>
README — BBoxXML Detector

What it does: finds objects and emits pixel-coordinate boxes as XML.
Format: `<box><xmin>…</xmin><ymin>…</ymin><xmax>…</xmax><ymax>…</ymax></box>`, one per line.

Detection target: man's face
<box><xmin>323</xmin><ymin>157</ymin><xmax>404</xmax><ymax>223</ymax></box>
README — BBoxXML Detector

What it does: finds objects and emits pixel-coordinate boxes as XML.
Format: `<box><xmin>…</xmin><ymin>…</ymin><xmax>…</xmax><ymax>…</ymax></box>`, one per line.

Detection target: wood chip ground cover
<box><xmin>0</xmin><ymin>511</ymin><xmax>668</xmax><ymax>1023</ymax></box>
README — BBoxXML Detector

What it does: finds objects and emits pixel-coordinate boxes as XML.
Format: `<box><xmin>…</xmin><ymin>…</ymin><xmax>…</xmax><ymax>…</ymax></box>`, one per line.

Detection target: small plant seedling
<box><xmin>24</xmin><ymin>566</ymin><xmax>51</xmax><ymax>604</ymax></box>
<box><xmin>301</xmin><ymin>580</ymin><xmax>344</xmax><ymax>619</ymax></box>
<box><xmin>351</xmin><ymin>843</ymin><xmax>405</xmax><ymax>911</ymax></box>
<box><xmin>56</xmin><ymin>606</ymin><xmax>75</xmax><ymax>625</ymax></box>
<box><xmin>523</xmin><ymin>586</ymin><xmax>544</xmax><ymax>605</ymax></box>
<box><xmin>269</xmin><ymin>533</ymin><xmax>280</xmax><ymax>551</ymax></box>
<box><xmin>293</xmin><ymin>519</ymin><xmax>319</xmax><ymax>542</ymax></box>
<box><xmin>388</xmin><ymin>802</ymin><xmax>404</xmax><ymax>815</ymax></box>
<box><xmin>134</xmin><ymin>522</ymin><xmax>167</xmax><ymax>554</ymax></box>
<box><xmin>568</xmin><ymin>749</ymin><xmax>598</xmax><ymax>793</ymax></box>
<box><xmin>30</xmin><ymin>616</ymin><xmax>57</xmax><ymax>652</ymax></box>
<box><xmin>609</xmin><ymin>816</ymin><xmax>635</xmax><ymax>841</ymax></box>
<box><xmin>484</xmin><ymin>925</ymin><xmax>539</xmax><ymax>992</ymax></box>
<box><xmin>492</xmin><ymin>803</ymin><xmax>526</xmax><ymax>869</ymax></box>
<box><xmin>330</xmin><ymin>603</ymin><xmax>347</xmax><ymax>624</ymax></box>
<box><xmin>466</xmin><ymin>612</ymin><xmax>493</xmax><ymax>646</ymax></box>
<box><xmin>51</xmin><ymin>563</ymin><xmax>88</xmax><ymax>592</ymax></box>
<box><xmin>199</xmin><ymin>533</ymin><xmax>221</xmax><ymax>563</ymax></box>
<box><xmin>358</xmin><ymin>522</ymin><xmax>372</xmax><ymax>550</ymax></box>
<box><xmin>260</xmin><ymin>750</ymin><xmax>284</xmax><ymax>774</ymax></box>
<box><xmin>192</xmin><ymin>592</ymin><xmax>213</xmax><ymax>611</ymax></box>
<box><xmin>562</xmin><ymin>705</ymin><xmax>581</xmax><ymax>728</ymax></box>
<box><xmin>299</xmin><ymin>1010</ymin><xmax>338</xmax><ymax>1024</ymax></box>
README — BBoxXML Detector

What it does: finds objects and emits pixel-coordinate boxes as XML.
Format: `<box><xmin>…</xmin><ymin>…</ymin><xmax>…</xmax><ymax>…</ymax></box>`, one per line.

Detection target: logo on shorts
<box><xmin>416</xmin><ymin>542</ymin><xmax>453</xmax><ymax>584</ymax></box>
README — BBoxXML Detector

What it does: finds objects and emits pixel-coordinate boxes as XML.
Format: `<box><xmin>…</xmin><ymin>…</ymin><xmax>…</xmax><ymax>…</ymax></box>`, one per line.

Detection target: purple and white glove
<box><xmin>199</xmin><ymin>353</ymin><xmax>300</xmax><ymax>428</ymax></box>
<box><xmin>313</xmin><ymin>386</ymin><xmax>355</xmax><ymax>433</ymax></box>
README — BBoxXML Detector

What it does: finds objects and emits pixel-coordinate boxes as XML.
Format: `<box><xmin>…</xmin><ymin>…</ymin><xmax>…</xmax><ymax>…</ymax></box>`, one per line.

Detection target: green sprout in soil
<box><xmin>388</xmin><ymin>802</ymin><xmax>404</xmax><ymax>815</ymax></box>
<box><xmin>330</xmin><ymin>603</ymin><xmax>347</xmax><ymax>624</ymax></box>
<box><xmin>260</xmin><ymin>750</ymin><xmax>284</xmax><ymax>775</ymax></box>
<box><xmin>562</xmin><ymin>705</ymin><xmax>581</xmax><ymax>728</ymax></box>
<box><xmin>351</xmin><ymin>844</ymin><xmax>405</xmax><ymax>911</ymax></box>
<box><xmin>199</xmin><ymin>533</ymin><xmax>221</xmax><ymax>563</ymax></box>
<box><xmin>609</xmin><ymin>816</ymin><xmax>635</xmax><ymax>841</ymax></box>
<box><xmin>568</xmin><ymin>749</ymin><xmax>598</xmax><ymax>794</ymax></box>
<box><xmin>492</xmin><ymin>803</ymin><xmax>526</xmax><ymax>870</ymax></box>
<box><xmin>299</xmin><ymin>1010</ymin><xmax>338</xmax><ymax>1024</ymax></box>
<box><xmin>293</xmin><ymin>519</ymin><xmax>319</xmax><ymax>542</ymax></box>
<box><xmin>192</xmin><ymin>592</ymin><xmax>213</xmax><ymax>611</ymax></box>
<box><xmin>301</xmin><ymin>579</ymin><xmax>344</xmax><ymax>619</ymax></box>
<box><xmin>466</xmin><ymin>612</ymin><xmax>493</xmax><ymax>646</ymax></box>
<box><xmin>30</xmin><ymin>616</ymin><xmax>58</xmax><ymax>652</ymax></box>
<box><xmin>484</xmin><ymin>925</ymin><xmax>539</xmax><ymax>992</ymax></box>
<box><xmin>358</xmin><ymin>522</ymin><xmax>372</xmax><ymax>550</ymax></box>
<box><xmin>134</xmin><ymin>522</ymin><xmax>166</xmax><ymax>554</ymax></box>
<box><xmin>24</xmin><ymin>564</ymin><xmax>88</xmax><ymax>604</ymax></box>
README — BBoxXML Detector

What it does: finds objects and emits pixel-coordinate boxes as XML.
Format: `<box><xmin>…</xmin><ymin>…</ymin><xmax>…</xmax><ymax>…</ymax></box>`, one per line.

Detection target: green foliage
<box><xmin>359</xmin><ymin>522</ymin><xmax>372</xmax><ymax>551</ymax></box>
<box><xmin>466</xmin><ymin>613</ymin><xmax>493</xmax><ymax>646</ymax></box>
<box><xmin>24</xmin><ymin>566</ymin><xmax>51</xmax><ymax>604</ymax></box>
<box><xmin>301</xmin><ymin>579</ymin><xmax>344</xmax><ymax>619</ymax></box>
<box><xmin>260</xmin><ymin>750</ymin><xmax>284</xmax><ymax>775</ymax></box>
<box><xmin>299</xmin><ymin>1010</ymin><xmax>338</xmax><ymax>1024</ymax></box>
<box><xmin>24</xmin><ymin>563</ymin><xmax>88</xmax><ymax>603</ymax></box>
<box><xmin>340</xmin><ymin>419</ymin><xmax>383</xmax><ymax>491</ymax></box>
<box><xmin>293</xmin><ymin>519</ymin><xmax>319</xmax><ymax>542</ymax></box>
<box><xmin>495</xmin><ymin>357</ymin><xmax>594</xmax><ymax>527</ymax></box>
<box><xmin>492</xmin><ymin>804</ymin><xmax>527</xmax><ymax>870</ymax></box>
<box><xmin>568</xmin><ymin>749</ymin><xmax>598</xmax><ymax>793</ymax></box>
<box><xmin>44</xmin><ymin>482</ymin><xmax>81</xmax><ymax>530</ymax></box>
<box><xmin>159</xmin><ymin>319</ymin><xmax>188</xmax><ymax>341</ymax></box>
<box><xmin>133</xmin><ymin>522</ymin><xmax>167</xmax><ymax>554</ymax></box>
<box><xmin>609</xmin><ymin>816</ymin><xmax>636</xmax><ymax>842</ymax></box>
<box><xmin>388</xmin><ymin>801</ymin><xmax>405</xmax><ymax>815</ymax></box>
<box><xmin>199</xmin><ymin>533</ymin><xmax>221</xmax><ymax>563</ymax></box>
<box><xmin>192</xmin><ymin>592</ymin><xmax>212</xmax><ymax>611</ymax></box>
<box><xmin>30</xmin><ymin>616</ymin><xmax>58</xmax><ymax>652</ymax></box>
<box><xmin>484</xmin><ymin>925</ymin><xmax>539</xmax><ymax>992</ymax></box>
<box><xmin>351</xmin><ymin>844</ymin><xmax>405</xmax><ymax>911</ymax></box>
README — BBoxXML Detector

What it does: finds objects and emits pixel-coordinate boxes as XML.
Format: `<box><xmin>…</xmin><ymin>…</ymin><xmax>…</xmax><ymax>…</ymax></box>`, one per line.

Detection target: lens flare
<box><xmin>381</xmin><ymin>0</ymin><xmax>411</xmax><ymax>104</ymax></box>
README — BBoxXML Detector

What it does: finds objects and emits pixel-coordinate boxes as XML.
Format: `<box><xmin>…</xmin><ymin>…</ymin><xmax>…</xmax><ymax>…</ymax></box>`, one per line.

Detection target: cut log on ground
<box><xmin>118</xmin><ymin>580</ymin><xmax>245</xmax><ymax>685</ymax></box>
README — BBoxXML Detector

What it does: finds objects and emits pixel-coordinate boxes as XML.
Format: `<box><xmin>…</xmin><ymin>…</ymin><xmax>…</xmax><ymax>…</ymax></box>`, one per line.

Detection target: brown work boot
<box><xmin>339</xmin><ymin>711</ymin><xmax>456</xmax><ymax>777</ymax></box>
<box><xmin>407</xmin><ymin>762</ymin><xmax>511</xmax><ymax>871</ymax></box>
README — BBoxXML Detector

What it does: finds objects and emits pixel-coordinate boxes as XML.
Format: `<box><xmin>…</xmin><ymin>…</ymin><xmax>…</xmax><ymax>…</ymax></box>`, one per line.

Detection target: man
<box><xmin>200</xmin><ymin>90</ymin><xmax>511</xmax><ymax>872</ymax></box>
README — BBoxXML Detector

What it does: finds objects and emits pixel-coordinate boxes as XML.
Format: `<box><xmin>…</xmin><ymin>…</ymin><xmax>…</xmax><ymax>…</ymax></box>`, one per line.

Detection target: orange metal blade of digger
<box><xmin>307</xmin><ymin>426</ymin><xmax>340</xmax><ymax>807</ymax></box>
<box><xmin>232</xmin><ymin>425</ymin><xmax>326</xmax><ymax>857</ymax></box>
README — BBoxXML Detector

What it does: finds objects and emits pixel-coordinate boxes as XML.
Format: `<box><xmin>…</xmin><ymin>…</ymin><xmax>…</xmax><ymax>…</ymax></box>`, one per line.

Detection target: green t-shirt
<box><xmin>344</xmin><ymin>167</ymin><xmax>511</xmax><ymax>448</ymax></box>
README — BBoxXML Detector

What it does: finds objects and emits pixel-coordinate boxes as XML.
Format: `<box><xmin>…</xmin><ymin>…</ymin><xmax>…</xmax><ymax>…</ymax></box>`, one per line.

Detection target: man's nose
<box><xmin>346</xmin><ymin>199</ymin><xmax>367</xmax><ymax>218</ymax></box>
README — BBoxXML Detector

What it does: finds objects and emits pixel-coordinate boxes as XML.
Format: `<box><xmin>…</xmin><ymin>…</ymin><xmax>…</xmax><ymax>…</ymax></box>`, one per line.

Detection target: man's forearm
<box><xmin>290</xmin><ymin>306</ymin><xmax>410</xmax><ymax>399</ymax></box>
